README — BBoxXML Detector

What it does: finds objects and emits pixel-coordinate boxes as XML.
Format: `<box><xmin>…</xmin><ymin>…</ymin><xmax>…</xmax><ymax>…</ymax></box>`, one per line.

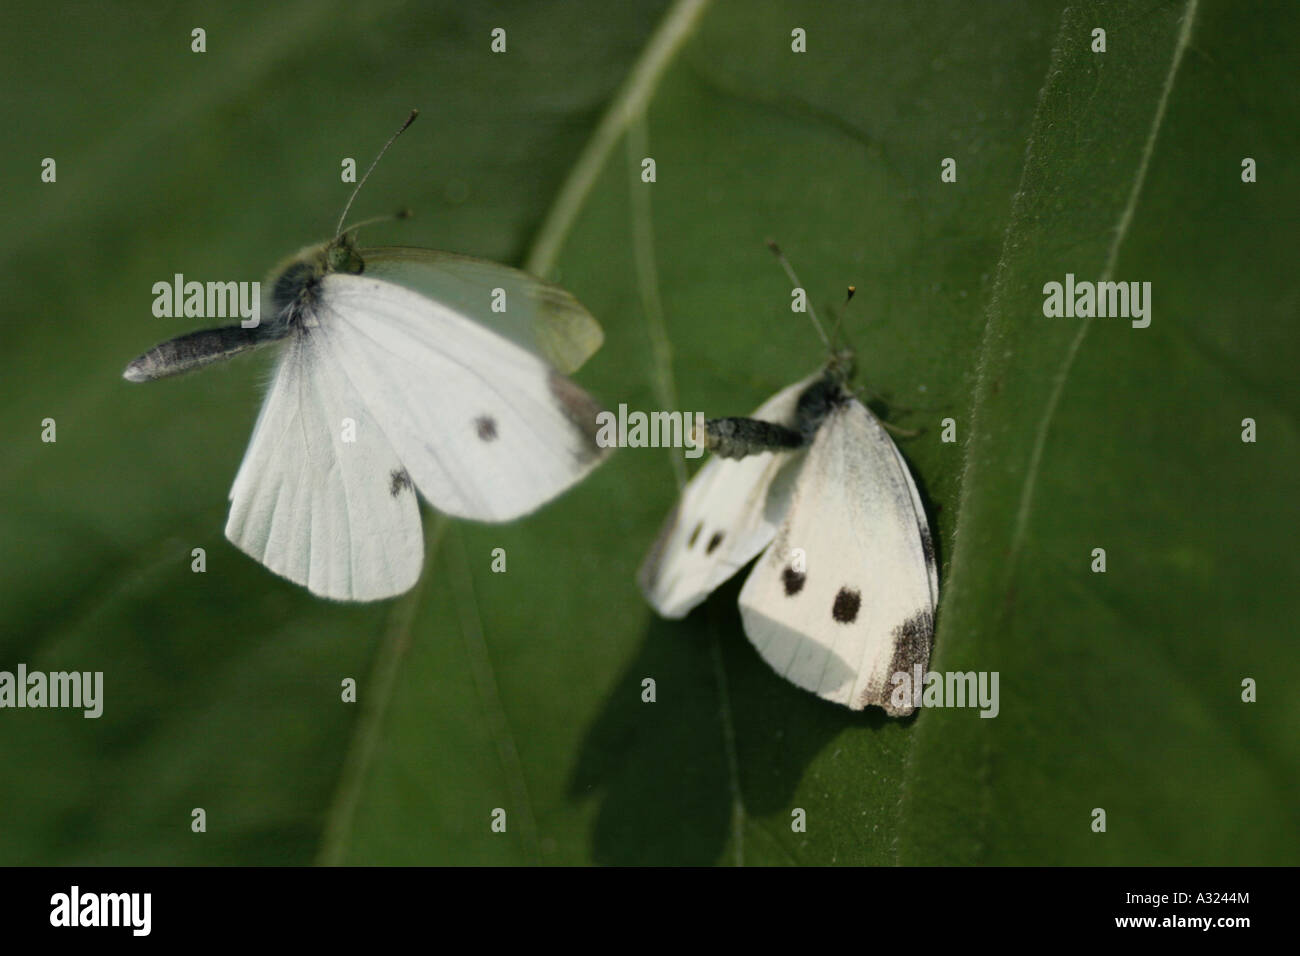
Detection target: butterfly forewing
<box><xmin>738</xmin><ymin>396</ymin><xmax>937</xmax><ymax>715</ymax></box>
<box><xmin>317</xmin><ymin>274</ymin><xmax>608</xmax><ymax>523</ymax></box>
<box><xmin>360</xmin><ymin>248</ymin><xmax>603</xmax><ymax>374</ymax></box>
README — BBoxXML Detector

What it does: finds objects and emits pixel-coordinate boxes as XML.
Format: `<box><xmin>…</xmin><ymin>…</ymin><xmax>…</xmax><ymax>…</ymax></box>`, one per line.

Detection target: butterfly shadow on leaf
<box><xmin>566</xmin><ymin>573</ymin><xmax>890</xmax><ymax>866</ymax></box>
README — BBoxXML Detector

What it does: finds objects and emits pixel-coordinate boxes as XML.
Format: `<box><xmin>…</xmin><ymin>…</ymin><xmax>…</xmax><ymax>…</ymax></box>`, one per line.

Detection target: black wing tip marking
<box><xmin>888</xmin><ymin>609</ymin><xmax>935</xmax><ymax>677</ymax></box>
<box><xmin>855</xmin><ymin>608</ymin><xmax>935</xmax><ymax>716</ymax></box>
<box><xmin>884</xmin><ymin>609</ymin><xmax>936</xmax><ymax>715</ymax></box>
<box><xmin>547</xmin><ymin>370</ymin><xmax>609</xmax><ymax>464</ymax></box>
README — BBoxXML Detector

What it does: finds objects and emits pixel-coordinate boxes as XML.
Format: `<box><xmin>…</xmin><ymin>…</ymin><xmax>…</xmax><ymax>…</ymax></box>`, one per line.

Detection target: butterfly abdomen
<box><xmin>703</xmin><ymin>417</ymin><xmax>805</xmax><ymax>459</ymax></box>
<box><xmin>122</xmin><ymin>325</ymin><xmax>273</xmax><ymax>382</ymax></box>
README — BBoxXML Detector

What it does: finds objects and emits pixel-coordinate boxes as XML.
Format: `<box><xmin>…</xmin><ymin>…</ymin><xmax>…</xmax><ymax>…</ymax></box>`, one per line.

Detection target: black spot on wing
<box><xmin>687</xmin><ymin>522</ymin><xmax>702</xmax><ymax>548</ymax></box>
<box><xmin>782</xmin><ymin>566</ymin><xmax>806</xmax><ymax>595</ymax></box>
<box><xmin>389</xmin><ymin>468</ymin><xmax>413</xmax><ymax>497</ymax></box>
<box><xmin>831</xmin><ymin>587</ymin><xmax>861</xmax><ymax>623</ymax></box>
<box><xmin>475</xmin><ymin>415</ymin><xmax>498</xmax><ymax>441</ymax></box>
<box><xmin>706</xmin><ymin>531</ymin><xmax>725</xmax><ymax>555</ymax></box>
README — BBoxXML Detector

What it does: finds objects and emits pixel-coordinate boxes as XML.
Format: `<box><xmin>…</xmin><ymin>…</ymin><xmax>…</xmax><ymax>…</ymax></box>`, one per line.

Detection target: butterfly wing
<box><xmin>225</xmin><ymin>331</ymin><xmax>424</xmax><ymax>602</ymax></box>
<box><xmin>738</xmin><ymin>396</ymin><xmax>938</xmax><ymax>715</ymax></box>
<box><xmin>638</xmin><ymin>373</ymin><xmax>821</xmax><ymax>619</ymax></box>
<box><xmin>314</xmin><ymin>273</ymin><xmax>608</xmax><ymax>523</ymax></box>
<box><xmin>360</xmin><ymin>247</ymin><xmax>602</xmax><ymax>374</ymax></box>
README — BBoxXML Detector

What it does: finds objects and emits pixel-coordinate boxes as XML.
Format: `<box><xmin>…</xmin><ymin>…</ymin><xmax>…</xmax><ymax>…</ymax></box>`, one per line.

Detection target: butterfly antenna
<box><xmin>340</xmin><ymin>209</ymin><xmax>413</xmax><ymax>244</ymax></box>
<box><xmin>767</xmin><ymin>239</ymin><xmax>831</xmax><ymax>351</ymax></box>
<box><xmin>833</xmin><ymin>287</ymin><xmax>915</xmax><ymax>414</ymax></box>
<box><xmin>334</xmin><ymin>109</ymin><xmax>419</xmax><ymax>239</ymax></box>
<box><xmin>827</xmin><ymin>284</ymin><xmax>858</xmax><ymax>354</ymax></box>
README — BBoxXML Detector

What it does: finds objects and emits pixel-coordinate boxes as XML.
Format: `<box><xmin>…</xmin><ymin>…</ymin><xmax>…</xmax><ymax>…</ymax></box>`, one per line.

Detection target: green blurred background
<box><xmin>1</xmin><ymin>0</ymin><xmax>1296</xmax><ymax>865</ymax></box>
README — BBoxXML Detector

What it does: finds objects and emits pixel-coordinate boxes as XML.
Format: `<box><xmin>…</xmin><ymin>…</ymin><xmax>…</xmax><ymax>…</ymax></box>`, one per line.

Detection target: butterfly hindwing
<box><xmin>738</xmin><ymin>395</ymin><xmax>937</xmax><ymax>715</ymax></box>
<box><xmin>225</xmin><ymin>331</ymin><xmax>424</xmax><ymax>601</ymax></box>
<box><xmin>637</xmin><ymin>373</ymin><xmax>820</xmax><ymax>619</ymax></box>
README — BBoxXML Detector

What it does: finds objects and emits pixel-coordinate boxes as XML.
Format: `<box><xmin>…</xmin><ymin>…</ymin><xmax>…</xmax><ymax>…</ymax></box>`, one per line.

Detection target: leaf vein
<box><xmin>1009</xmin><ymin>0</ymin><xmax>1200</xmax><ymax>562</ymax></box>
<box><xmin>525</xmin><ymin>0</ymin><xmax>711</xmax><ymax>277</ymax></box>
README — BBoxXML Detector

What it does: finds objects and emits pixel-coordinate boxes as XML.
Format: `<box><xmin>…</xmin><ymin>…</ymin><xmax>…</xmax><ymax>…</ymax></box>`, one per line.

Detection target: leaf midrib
<box><xmin>316</xmin><ymin>0</ymin><xmax>713</xmax><ymax>866</ymax></box>
<box><xmin>896</xmin><ymin>0</ymin><xmax>1202</xmax><ymax>865</ymax></box>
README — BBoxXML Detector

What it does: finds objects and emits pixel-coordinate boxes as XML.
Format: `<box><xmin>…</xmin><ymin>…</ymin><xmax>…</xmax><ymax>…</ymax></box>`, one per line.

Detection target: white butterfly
<box><xmin>124</xmin><ymin>114</ymin><xmax>610</xmax><ymax>602</ymax></box>
<box><xmin>639</xmin><ymin>319</ymin><xmax>937</xmax><ymax>716</ymax></box>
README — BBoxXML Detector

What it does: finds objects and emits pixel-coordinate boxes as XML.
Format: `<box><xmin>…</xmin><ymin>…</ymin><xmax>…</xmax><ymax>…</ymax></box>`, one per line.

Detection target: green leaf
<box><xmin>3</xmin><ymin>0</ymin><xmax>1295</xmax><ymax>867</ymax></box>
<box><xmin>0</xmin><ymin>0</ymin><xmax>674</xmax><ymax>865</ymax></box>
<box><xmin>899</xmin><ymin>0</ymin><xmax>1300</xmax><ymax>864</ymax></box>
<box><xmin>332</xmin><ymin>0</ymin><xmax>1081</xmax><ymax>865</ymax></box>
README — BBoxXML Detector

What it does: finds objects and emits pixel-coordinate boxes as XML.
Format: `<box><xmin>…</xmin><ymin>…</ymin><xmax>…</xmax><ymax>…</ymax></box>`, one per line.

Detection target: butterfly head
<box><xmin>824</xmin><ymin>347</ymin><xmax>855</xmax><ymax>387</ymax></box>
<box><xmin>265</xmin><ymin>235</ymin><xmax>366</xmax><ymax>330</ymax></box>
<box><xmin>325</xmin><ymin>231</ymin><xmax>366</xmax><ymax>274</ymax></box>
